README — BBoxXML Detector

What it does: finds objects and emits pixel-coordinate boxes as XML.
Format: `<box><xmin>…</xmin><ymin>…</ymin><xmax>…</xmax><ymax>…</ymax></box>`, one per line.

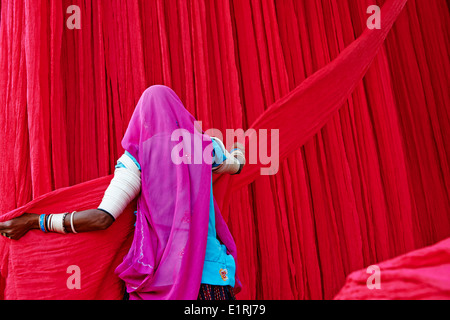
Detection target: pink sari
<box><xmin>115</xmin><ymin>85</ymin><xmax>240</xmax><ymax>299</ymax></box>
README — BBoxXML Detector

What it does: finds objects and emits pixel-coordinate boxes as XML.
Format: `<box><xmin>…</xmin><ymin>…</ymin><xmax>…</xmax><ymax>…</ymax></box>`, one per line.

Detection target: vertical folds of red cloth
<box><xmin>0</xmin><ymin>0</ymin><xmax>449</xmax><ymax>299</ymax></box>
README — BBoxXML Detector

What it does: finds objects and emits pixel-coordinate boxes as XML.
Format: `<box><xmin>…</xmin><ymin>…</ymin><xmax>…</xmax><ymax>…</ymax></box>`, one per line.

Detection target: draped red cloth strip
<box><xmin>0</xmin><ymin>0</ymin><xmax>449</xmax><ymax>299</ymax></box>
<box><xmin>334</xmin><ymin>238</ymin><xmax>450</xmax><ymax>300</ymax></box>
<box><xmin>0</xmin><ymin>176</ymin><xmax>136</xmax><ymax>299</ymax></box>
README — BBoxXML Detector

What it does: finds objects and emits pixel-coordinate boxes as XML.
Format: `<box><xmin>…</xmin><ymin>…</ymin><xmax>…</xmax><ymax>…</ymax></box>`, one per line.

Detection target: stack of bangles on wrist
<box><xmin>39</xmin><ymin>211</ymin><xmax>78</xmax><ymax>234</ymax></box>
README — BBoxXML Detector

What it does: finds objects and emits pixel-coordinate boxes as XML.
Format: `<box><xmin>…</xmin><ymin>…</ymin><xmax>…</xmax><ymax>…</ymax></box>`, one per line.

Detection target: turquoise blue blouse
<box><xmin>115</xmin><ymin>138</ymin><xmax>236</xmax><ymax>287</ymax></box>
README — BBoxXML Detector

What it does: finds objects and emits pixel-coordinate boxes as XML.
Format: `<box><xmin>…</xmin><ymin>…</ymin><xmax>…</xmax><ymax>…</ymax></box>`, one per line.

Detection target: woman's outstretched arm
<box><xmin>0</xmin><ymin>209</ymin><xmax>114</xmax><ymax>240</ymax></box>
<box><xmin>0</xmin><ymin>153</ymin><xmax>141</xmax><ymax>241</ymax></box>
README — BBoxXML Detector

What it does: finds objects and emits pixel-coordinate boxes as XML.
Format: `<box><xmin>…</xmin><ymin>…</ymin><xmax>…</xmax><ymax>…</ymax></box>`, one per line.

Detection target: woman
<box><xmin>0</xmin><ymin>85</ymin><xmax>245</xmax><ymax>300</ymax></box>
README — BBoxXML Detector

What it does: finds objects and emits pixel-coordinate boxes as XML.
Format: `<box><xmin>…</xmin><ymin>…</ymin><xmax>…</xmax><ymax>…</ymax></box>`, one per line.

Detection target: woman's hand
<box><xmin>0</xmin><ymin>213</ymin><xmax>39</xmax><ymax>241</ymax></box>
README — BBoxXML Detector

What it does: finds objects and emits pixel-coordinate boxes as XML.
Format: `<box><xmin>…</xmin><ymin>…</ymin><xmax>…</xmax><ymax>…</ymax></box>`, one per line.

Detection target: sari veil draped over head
<box><xmin>115</xmin><ymin>85</ymin><xmax>240</xmax><ymax>300</ymax></box>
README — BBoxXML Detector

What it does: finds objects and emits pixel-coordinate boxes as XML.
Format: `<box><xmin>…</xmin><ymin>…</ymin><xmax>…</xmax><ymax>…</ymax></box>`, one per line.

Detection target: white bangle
<box><xmin>48</xmin><ymin>213</ymin><xmax>68</xmax><ymax>234</ymax></box>
<box><xmin>70</xmin><ymin>211</ymin><xmax>78</xmax><ymax>234</ymax></box>
<box><xmin>211</xmin><ymin>137</ymin><xmax>244</xmax><ymax>174</ymax></box>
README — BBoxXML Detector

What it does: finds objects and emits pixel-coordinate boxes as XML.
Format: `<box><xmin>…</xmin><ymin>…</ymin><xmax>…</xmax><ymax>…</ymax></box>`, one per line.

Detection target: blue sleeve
<box><xmin>115</xmin><ymin>151</ymin><xmax>141</xmax><ymax>171</ymax></box>
<box><xmin>212</xmin><ymin>139</ymin><xmax>227</xmax><ymax>168</ymax></box>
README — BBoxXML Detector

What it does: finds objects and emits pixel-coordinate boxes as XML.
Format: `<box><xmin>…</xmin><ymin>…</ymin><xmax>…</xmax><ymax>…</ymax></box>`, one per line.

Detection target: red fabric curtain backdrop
<box><xmin>0</xmin><ymin>0</ymin><xmax>449</xmax><ymax>299</ymax></box>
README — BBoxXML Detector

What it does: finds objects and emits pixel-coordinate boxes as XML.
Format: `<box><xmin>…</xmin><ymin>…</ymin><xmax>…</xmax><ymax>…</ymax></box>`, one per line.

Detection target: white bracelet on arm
<box><xmin>46</xmin><ymin>212</ymin><xmax>69</xmax><ymax>234</ymax></box>
<box><xmin>211</xmin><ymin>137</ymin><xmax>246</xmax><ymax>175</ymax></box>
<box><xmin>98</xmin><ymin>153</ymin><xmax>142</xmax><ymax>220</ymax></box>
